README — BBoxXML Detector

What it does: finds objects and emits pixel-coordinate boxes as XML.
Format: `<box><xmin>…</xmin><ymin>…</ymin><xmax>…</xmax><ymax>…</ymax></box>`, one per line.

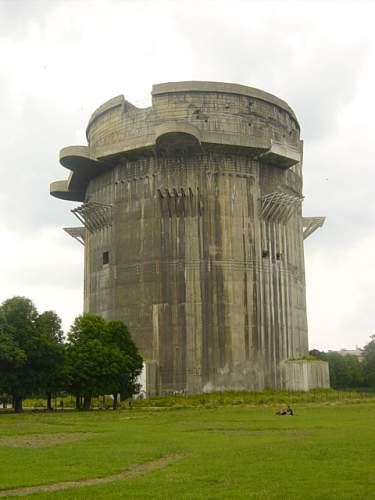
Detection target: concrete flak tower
<box><xmin>51</xmin><ymin>81</ymin><xmax>329</xmax><ymax>395</ymax></box>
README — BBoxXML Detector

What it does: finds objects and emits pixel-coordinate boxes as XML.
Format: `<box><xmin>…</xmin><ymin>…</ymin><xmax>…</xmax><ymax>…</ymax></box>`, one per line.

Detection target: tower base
<box><xmin>281</xmin><ymin>360</ymin><xmax>330</xmax><ymax>391</ymax></box>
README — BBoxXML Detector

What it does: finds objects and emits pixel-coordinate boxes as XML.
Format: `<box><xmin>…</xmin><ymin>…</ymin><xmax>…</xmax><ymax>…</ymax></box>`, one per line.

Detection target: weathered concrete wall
<box><xmin>51</xmin><ymin>81</ymin><xmax>329</xmax><ymax>395</ymax></box>
<box><xmin>281</xmin><ymin>360</ymin><xmax>330</xmax><ymax>391</ymax></box>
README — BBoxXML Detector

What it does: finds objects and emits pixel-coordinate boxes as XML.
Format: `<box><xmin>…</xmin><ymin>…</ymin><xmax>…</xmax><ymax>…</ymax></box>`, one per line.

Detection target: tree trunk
<box><xmin>83</xmin><ymin>396</ymin><xmax>91</xmax><ymax>410</ymax></box>
<box><xmin>47</xmin><ymin>392</ymin><xmax>53</xmax><ymax>411</ymax></box>
<box><xmin>75</xmin><ymin>395</ymin><xmax>81</xmax><ymax>410</ymax></box>
<box><xmin>14</xmin><ymin>396</ymin><xmax>23</xmax><ymax>413</ymax></box>
<box><xmin>113</xmin><ymin>393</ymin><xmax>118</xmax><ymax>410</ymax></box>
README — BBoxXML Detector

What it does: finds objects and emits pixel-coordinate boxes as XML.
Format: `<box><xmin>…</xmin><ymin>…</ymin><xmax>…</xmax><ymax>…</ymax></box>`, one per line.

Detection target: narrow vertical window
<box><xmin>103</xmin><ymin>251</ymin><xmax>109</xmax><ymax>265</ymax></box>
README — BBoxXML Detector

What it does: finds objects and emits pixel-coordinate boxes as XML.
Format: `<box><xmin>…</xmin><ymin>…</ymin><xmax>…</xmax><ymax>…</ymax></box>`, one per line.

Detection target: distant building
<box><xmin>51</xmin><ymin>81</ymin><xmax>329</xmax><ymax>395</ymax></box>
<box><xmin>329</xmin><ymin>349</ymin><xmax>364</xmax><ymax>362</ymax></box>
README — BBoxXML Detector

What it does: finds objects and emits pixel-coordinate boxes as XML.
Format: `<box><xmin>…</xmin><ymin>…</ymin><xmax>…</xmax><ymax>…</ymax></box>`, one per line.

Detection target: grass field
<box><xmin>1</xmin><ymin>394</ymin><xmax>375</xmax><ymax>499</ymax></box>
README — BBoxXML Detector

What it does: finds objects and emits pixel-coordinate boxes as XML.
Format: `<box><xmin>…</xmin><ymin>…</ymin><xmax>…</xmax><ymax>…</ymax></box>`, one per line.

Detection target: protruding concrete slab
<box><xmin>303</xmin><ymin>217</ymin><xmax>326</xmax><ymax>239</ymax></box>
<box><xmin>63</xmin><ymin>226</ymin><xmax>85</xmax><ymax>245</ymax></box>
<box><xmin>59</xmin><ymin>145</ymin><xmax>107</xmax><ymax>173</ymax></box>
<box><xmin>60</xmin><ymin>145</ymin><xmax>91</xmax><ymax>169</ymax></box>
<box><xmin>50</xmin><ymin>179</ymin><xmax>84</xmax><ymax>202</ymax></box>
<box><xmin>52</xmin><ymin>146</ymin><xmax>109</xmax><ymax>201</ymax></box>
<box><xmin>258</xmin><ymin>141</ymin><xmax>301</xmax><ymax>168</ymax></box>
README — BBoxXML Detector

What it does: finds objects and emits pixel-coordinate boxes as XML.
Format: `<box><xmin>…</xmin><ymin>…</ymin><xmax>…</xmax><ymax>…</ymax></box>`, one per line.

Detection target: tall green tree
<box><xmin>67</xmin><ymin>314</ymin><xmax>110</xmax><ymax>409</ymax></box>
<box><xmin>0</xmin><ymin>297</ymin><xmax>39</xmax><ymax>411</ymax></box>
<box><xmin>66</xmin><ymin>314</ymin><xmax>143</xmax><ymax>409</ymax></box>
<box><xmin>0</xmin><ymin>297</ymin><xmax>65</xmax><ymax>412</ymax></box>
<box><xmin>0</xmin><ymin>309</ymin><xmax>27</xmax><ymax>410</ymax></box>
<box><xmin>35</xmin><ymin>311</ymin><xmax>66</xmax><ymax>410</ymax></box>
<box><xmin>106</xmin><ymin>320</ymin><xmax>143</xmax><ymax>407</ymax></box>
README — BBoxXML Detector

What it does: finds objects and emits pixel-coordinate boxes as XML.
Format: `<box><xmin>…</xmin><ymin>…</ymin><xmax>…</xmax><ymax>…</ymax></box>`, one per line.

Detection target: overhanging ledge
<box><xmin>50</xmin><ymin>179</ymin><xmax>84</xmax><ymax>202</ymax></box>
<box><xmin>257</xmin><ymin>141</ymin><xmax>301</xmax><ymax>169</ymax></box>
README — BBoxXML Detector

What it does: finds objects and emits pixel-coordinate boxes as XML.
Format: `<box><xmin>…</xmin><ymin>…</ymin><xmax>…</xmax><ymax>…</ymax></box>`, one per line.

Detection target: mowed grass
<box><xmin>1</xmin><ymin>398</ymin><xmax>375</xmax><ymax>499</ymax></box>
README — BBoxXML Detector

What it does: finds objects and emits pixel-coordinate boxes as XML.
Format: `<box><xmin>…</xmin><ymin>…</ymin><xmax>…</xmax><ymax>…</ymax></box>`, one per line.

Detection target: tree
<box><xmin>327</xmin><ymin>353</ymin><xmax>364</xmax><ymax>389</ymax></box>
<box><xmin>0</xmin><ymin>309</ymin><xmax>27</xmax><ymax>410</ymax></box>
<box><xmin>34</xmin><ymin>311</ymin><xmax>66</xmax><ymax>410</ymax></box>
<box><xmin>67</xmin><ymin>314</ymin><xmax>108</xmax><ymax>409</ymax></box>
<box><xmin>36</xmin><ymin>311</ymin><xmax>64</xmax><ymax>343</ymax></box>
<box><xmin>309</xmin><ymin>349</ymin><xmax>364</xmax><ymax>389</ymax></box>
<box><xmin>343</xmin><ymin>354</ymin><xmax>364</xmax><ymax>388</ymax></box>
<box><xmin>0</xmin><ymin>297</ymin><xmax>39</xmax><ymax>411</ymax></box>
<box><xmin>0</xmin><ymin>297</ymin><xmax>65</xmax><ymax>412</ymax></box>
<box><xmin>106</xmin><ymin>320</ymin><xmax>143</xmax><ymax>408</ymax></box>
<box><xmin>66</xmin><ymin>314</ymin><xmax>143</xmax><ymax>409</ymax></box>
<box><xmin>363</xmin><ymin>335</ymin><xmax>375</xmax><ymax>388</ymax></box>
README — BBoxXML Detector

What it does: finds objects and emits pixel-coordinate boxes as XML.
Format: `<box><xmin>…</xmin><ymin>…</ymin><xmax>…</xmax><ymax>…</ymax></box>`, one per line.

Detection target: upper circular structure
<box><xmin>51</xmin><ymin>81</ymin><xmax>302</xmax><ymax>202</ymax></box>
<box><xmin>86</xmin><ymin>81</ymin><xmax>300</xmax><ymax>159</ymax></box>
<box><xmin>151</xmin><ymin>81</ymin><xmax>299</xmax><ymax>122</ymax></box>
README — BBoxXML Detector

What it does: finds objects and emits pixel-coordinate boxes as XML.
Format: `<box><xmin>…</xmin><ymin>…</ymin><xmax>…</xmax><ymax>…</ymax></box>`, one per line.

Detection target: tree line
<box><xmin>0</xmin><ymin>296</ymin><xmax>143</xmax><ymax>412</ymax></box>
<box><xmin>310</xmin><ymin>337</ymin><xmax>375</xmax><ymax>390</ymax></box>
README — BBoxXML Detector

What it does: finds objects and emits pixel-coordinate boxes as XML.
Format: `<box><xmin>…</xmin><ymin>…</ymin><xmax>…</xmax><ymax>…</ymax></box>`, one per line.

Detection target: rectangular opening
<box><xmin>103</xmin><ymin>251</ymin><xmax>109</xmax><ymax>265</ymax></box>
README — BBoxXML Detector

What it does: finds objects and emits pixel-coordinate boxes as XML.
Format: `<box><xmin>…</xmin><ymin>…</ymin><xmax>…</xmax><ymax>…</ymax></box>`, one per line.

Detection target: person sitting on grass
<box><xmin>276</xmin><ymin>405</ymin><xmax>294</xmax><ymax>416</ymax></box>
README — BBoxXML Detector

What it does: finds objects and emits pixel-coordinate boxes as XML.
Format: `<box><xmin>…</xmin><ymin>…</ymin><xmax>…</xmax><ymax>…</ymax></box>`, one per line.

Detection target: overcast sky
<box><xmin>0</xmin><ymin>0</ymin><xmax>374</xmax><ymax>350</ymax></box>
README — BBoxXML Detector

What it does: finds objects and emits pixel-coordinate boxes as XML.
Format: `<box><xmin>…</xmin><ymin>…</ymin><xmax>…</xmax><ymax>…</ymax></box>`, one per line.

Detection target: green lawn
<box><xmin>1</xmin><ymin>398</ymin><xmax>375</xmax><ymax>499</ymax></box>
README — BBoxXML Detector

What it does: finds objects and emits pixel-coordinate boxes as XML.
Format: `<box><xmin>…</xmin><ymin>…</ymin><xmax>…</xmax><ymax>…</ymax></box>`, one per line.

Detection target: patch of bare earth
<box><xmin>0</xmin><ymin>454</ymin><xmax>182</xmax><ymax>497</ymax></box>
<box><xmin>0</xmin><ymin>433</ymin><xmax>90</xmax><ymax>448</ymax></box>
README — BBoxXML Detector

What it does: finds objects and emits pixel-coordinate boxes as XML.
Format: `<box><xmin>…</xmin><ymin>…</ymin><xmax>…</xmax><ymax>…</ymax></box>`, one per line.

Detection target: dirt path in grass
<box><xmin>0</xmin><ymin>433</ymin><xmax>91</xmax><ymax>448</ymax></box>
<box><xmin>0</xmin><ymin>454</ymin><xmax>182</xmax><ymax>497</ymax></box>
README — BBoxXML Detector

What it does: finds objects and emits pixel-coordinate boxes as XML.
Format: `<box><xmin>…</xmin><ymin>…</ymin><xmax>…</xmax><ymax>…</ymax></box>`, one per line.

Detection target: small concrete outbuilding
<box><xmin>51</xmin><ymin>81</ymin><xmax>329</xmax><ymax>396</ymax></box>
